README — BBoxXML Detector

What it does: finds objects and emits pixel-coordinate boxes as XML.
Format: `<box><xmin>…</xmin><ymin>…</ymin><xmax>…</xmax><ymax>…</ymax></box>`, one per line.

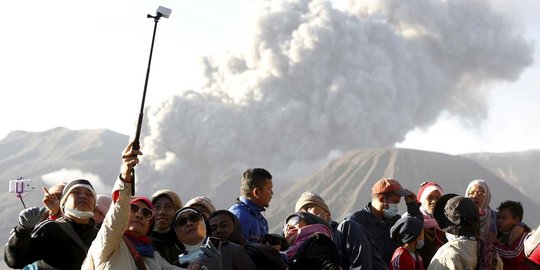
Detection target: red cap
<box><xmin>372</xmin><ymin>178</ymin><xmax>412</xmax><ymax>196</ymax></box>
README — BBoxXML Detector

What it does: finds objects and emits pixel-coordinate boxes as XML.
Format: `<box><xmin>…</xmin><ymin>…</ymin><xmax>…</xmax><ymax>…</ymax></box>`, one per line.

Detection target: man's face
<box><xmin>209</xmin><ymin>214</ymin><xmax>234</xmax><ymax>241</ymax></box>
<box><xmin>254</xmin><ymin>179</ymin><xmax>273</xmax><ymax>208</ymax></box>
<box><xmin>127</xmin><ymin>201</ymin><xmax>153</xmax><ymax>237</ymax></box>
<box><xmin>153</xmin><ymin>196</ymin><xmax>176</xmax><ymax>231</ymax></box>
<box><xmin>423</xmin><ymin>190</ymin><xmax>442</xmax><ymax>214</ymax></box>
<box><xmin>302</xmin><ymin>204</ymin><xmax>330</xmax><ymax>221</ymax></box>
<box><xmin>64</xmin><ymin>187</ymin><xmax>96</xmax><ymax>212</ymax></box>
<box><xmin>497</xmin><ymin>208</ymin><xmax>520</xmax><ymax>233</ymax></box>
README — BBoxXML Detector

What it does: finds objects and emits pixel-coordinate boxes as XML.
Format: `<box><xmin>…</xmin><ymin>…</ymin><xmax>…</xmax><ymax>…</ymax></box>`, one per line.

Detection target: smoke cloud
<box><xmin>136</xmin><ymin>0</ymin><xmax>533</xmax><ymax>199</ymax></box>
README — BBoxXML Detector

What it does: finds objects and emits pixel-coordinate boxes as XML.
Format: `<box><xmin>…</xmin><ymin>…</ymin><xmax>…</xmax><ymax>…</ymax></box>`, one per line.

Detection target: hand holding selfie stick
<box><xmin>130</xmin><ymin>6</ymin><xmax>171</xmax><ymax>195</ymax></box>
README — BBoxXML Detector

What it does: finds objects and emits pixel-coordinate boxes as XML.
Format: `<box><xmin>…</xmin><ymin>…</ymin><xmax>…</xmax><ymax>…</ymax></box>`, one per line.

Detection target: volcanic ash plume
<box><xmin>137</xmin><ymin>0</ymin><xmax>533</xmax><ymax>196</ymax></box>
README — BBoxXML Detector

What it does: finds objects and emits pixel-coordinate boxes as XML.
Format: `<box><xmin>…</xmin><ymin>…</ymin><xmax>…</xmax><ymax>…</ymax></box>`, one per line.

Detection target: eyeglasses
<box><xmin>176</xmin><ymin>213</ymin><xmax>201</xmax><ymax>227</ymax></box>
<box><xmin>467</xmin><ymin>191</ymin><xmax>486</xmax><ymax>197</ymax></box>
<box><xmin>130</xmin><ymin>204</ymin><xmax>154</xmax><ymax>220</ymax></box>
<box><xmin>282</xmin><ymin>215</ymin><xmax>302</xmax><ymax>234</ymax></box>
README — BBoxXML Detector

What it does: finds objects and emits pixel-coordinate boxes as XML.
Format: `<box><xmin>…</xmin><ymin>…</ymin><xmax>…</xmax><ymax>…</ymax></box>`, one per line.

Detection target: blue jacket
<box><xmin>229</xmin><ymin>197</ymin><xmax>269</xmax><ymax>243</ymax></box>
<box><xmin>345</xmin><ymin>201</ymin><xmax>420</xmax><ymax>265</ymax></box>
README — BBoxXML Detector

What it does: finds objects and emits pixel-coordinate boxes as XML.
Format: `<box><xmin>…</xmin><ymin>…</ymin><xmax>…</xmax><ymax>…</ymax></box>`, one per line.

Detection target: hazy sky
<box><xmin>1</xmin><ymin>0</ymin><xmax>538</xmax><ymax>155</ymax></box>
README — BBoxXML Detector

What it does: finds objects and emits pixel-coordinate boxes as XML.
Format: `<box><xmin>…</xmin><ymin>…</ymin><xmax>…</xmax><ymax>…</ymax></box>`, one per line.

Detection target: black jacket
<box><xmin>288</xmin><ymin>232</ymin><xmax>340</xmax><ymax>270</ymax></box>
<box><xmin>150</xmin><ymin>229</ymin><xmax>185</xmax><ymax>264</ymax></box>
<box><xmin>4</xmin><ymin>217</ymin><xmax>98</xmax><ymax>270</ymax></box>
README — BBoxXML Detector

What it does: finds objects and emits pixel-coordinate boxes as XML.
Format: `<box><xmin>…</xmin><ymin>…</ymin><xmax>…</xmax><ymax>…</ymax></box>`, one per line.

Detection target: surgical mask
<box><xmin>416</xmin><ymin>239</ymin><xmax>425</xmax><ymax>249</ymax></box>
<box><xmin>383</xmin><ymin>203</ymin><xmax>399</xmax><ymax>218</ymax></box>
<box><xmin>64</xmin><ymin>207</ymin><xmax>95</xmax><ymax>219</ymax></box>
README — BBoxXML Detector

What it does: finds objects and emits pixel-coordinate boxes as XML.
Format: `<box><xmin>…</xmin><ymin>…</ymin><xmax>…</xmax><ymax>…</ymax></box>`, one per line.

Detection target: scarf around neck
<box><xmin>124</xmin><ymin>232</ymin><xmax>155</xmax><ymax>258</ymax></box>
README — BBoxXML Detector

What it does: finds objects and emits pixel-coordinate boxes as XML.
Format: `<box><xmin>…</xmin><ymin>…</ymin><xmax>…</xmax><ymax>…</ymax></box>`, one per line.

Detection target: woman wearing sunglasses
<box><xmin>173</xmin><ymin>207</ymin><xmax>256</xmax><ymax>270</ymax></box>
<box><xmin>82</xmin><ymin>141</ymin><xmax>188</xmax><ymax>269</ymax></box>
<box><xmin>282</xmin><ymin>212</ymin><xmax>340</xmax><ymax>270</ymax></box>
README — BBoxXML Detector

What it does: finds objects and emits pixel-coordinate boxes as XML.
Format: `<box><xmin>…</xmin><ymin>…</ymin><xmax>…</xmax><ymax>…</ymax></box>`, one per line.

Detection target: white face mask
<box><xmin>383</xmin><ymin>203</ymin><xmax>399</xmax><ymax>218</ymax></box>
<box><xmin>416</xmin><ymin>239</ymin><xmax>425</xmax><ymax>249</ymax></box>
<box><xmin>64</xmin><ymin>207</ymin><xmax>95</xmax><ymax>219</ymax></box>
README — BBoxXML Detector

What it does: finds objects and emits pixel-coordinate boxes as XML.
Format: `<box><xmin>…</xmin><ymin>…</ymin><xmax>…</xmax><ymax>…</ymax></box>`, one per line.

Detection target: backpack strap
<box><xmin>55</xmin><ymin>219</ymin><xmax>89</xmax><ymax>253</ymax></box>
<box><xmin>123</xmin><ymin>235</ymin><xmax>147</xmax><ymax>270</ymax></box>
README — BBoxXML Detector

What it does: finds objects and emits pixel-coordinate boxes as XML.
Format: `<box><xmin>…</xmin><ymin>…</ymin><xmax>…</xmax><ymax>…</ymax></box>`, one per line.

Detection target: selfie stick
<box><xmin>130</xmin><ymin>6</ymin><xmax>171</xmax><ymax>195</ymax></box>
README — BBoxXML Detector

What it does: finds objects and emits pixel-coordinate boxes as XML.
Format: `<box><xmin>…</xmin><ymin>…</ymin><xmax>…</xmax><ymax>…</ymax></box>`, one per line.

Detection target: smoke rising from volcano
<box><xmin>136</xmin><ymin>0</ymin><xmax>533</xmax><ymax>197</ymax></box>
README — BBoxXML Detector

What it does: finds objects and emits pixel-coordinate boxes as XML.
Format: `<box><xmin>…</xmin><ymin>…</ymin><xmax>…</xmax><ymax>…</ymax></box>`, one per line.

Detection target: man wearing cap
<box><xmin>296</xmin><ymin>191</ymin><xmax>388</xmax><ymax>270</ymax></box>
<box><xmin>5</xmin><ymin>179</ymin><xmax>99</xmax><ymax>269</ymax></box>
<box><xmin>345</xmin><ymin>178</ymin><xmax>420</xmax><ymax>265</ymax></box>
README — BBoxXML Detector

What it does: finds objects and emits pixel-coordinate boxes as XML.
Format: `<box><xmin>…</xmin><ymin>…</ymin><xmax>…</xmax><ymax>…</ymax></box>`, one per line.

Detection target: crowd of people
<box><xmin>4</xmin><ymin>141</ymin><xmax>540</xmax><ymax>270</ymax></box>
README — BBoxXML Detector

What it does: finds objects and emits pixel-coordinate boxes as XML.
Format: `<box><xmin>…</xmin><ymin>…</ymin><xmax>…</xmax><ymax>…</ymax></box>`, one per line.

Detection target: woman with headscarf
<box><xmin>465</xmin><ymin>179</ymin><xmax>498</xmax><ymax>242</ymax></box>
<box><xmin>428</xmin><ymin>193</ymin><xmax>503</xmax><ymax>270</ymax></box>
<box><xmin>416</xmin><ymin>182</ymin><xmax>447</xmax><ymax>267</ymax></box>
<box><xmin>173</xmin><ymin>207</ymin><xmax>255</xmax><ymax>270</ymax></box>
<box><xmin>82</xmin><ymin>141</ymin><xmax>185</xmax><ymax>269</ymax></box>
<box><xmin>282</xmin><ymin>211</ymin><xmax>340</xmax><ymax>270</ymax></box>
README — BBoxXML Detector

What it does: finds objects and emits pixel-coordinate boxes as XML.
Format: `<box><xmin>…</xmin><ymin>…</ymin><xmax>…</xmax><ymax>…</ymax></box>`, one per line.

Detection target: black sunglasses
<box><xmin>176</xmin><ymin>212</ymin><xmax>201</xmax><ymax>226</ymax></box>
<box><xmin>130</xmin><ymin>204</ymin><xmax>154</xmax><ymax>220</ymax></box>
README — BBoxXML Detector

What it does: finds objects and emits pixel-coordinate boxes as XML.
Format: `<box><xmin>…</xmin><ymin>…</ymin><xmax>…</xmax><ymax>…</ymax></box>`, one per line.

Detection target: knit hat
<box><xmin>433</xmin><ymin>194</ymin><xmax>480</xmax><ymax>237</ymax></box>
<box><xmin>60</xmin><ymin>179</ymin><xmax>96</xmax><ymax>210</ymax></box>
<box><xmin>151</xmin><ymin>189</ymin><xmax>183</xmax><ymax>211</ymax></box>
<box><xmin>417</xmin><ymin>182</ymin><xmax>443</xmax><ymax>204</ymax></box>
<box><xmin>185</xmin><ymin>196</ymin><xmax>216</xmax><ymax>214</ymax></box>
<box><xmin>294</xmin><ymin>191</ymin><xmax>330</xmax><ymax>214</ymax></box>
<box><xmin>96</xmin><ymin>194</ymin><xmax>112</xmax><ymax>215</ymax></box>
<box><xmin>525</xmin><ymin>225</ymin><xmax>540</xmax><ymax>265</ymax></box>
<box><xmin>372</xmin><ymin>178</ymin><xmax>412</xmax><ymax>196</ymax></box>
<box><xmin>390</xmin><ymin>215</ymin><xmax>424</xmax><ymax>244</ymax></box>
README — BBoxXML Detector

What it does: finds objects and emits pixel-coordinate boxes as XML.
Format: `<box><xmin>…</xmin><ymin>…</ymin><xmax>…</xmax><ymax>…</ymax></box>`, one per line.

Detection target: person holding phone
<box><xmin>174</xmin><ymin>207</ymin><xmax>256</xmax><ymax>270</ymax></box>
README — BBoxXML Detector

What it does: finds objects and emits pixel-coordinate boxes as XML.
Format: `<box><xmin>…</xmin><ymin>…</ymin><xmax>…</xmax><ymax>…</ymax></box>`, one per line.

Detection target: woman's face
<box><xmin>153</xmin><ymin>196</ymin><xmax>176</xmax><ymax>231</ymax></box>
<box><xmin>175</xmin><ymin>211</ymin><xmax>206</xmax><ymax>245</ymax></box>
<box><xmin>126</xmin><ymin>201</ymin><xmax>153</xmax><ymax>237</ymax></box>
<box><xmin>284</xmin><ymin>216</ymin><xmax>307</xmax><ymax>244</ymax></box>
<box><xmin>423</xmin><ymin>190</ymin><xmax>442</xmax><ymax>214</ymax></box>
<box><xmin>467</xmin><ymin>185</ymin><xmax>486</xmax><ymax>210</ymax></box>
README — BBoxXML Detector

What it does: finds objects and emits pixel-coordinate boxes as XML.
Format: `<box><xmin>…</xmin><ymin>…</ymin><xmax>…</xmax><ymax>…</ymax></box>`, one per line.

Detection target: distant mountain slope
<box><xmin>462</xmin><ymin>150</ymin><xmax>540</xmax><ymax>203</ymax></box>
<box><xmin>265</xmin><ymin>148</ymin><xmax>540</xmax><ymax>233</ymax></box>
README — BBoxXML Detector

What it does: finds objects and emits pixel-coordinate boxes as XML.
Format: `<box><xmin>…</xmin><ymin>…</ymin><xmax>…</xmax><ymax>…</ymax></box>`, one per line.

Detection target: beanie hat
<box><xmin>525</xmin><ymin>225</ymin><xmax>540</xmax><ymax>265</ymax></box>
<box><xmin>434</xmin><ymin>194</ymin><xmax>480</xmax><ymax>237</ymax></box>
<box><xmin>417</xmin><ymin>182</ymin><xmax>443</xmax><ymax>204</ymax></box>
<box><xmin>60</xmin><ymin>179</ymin><xmax>96</xmax><ymax>211</ymax></box>
<box><xmin>185</xmin><ymin>196</ymin><xmax>216</xmax><ymax>214</ymax></box>
<box><xmin>96</xmin><ymin>194</ymin><xmax>112</xmax><ymax>215</ymax></box>
<box><xmin>294</xmin><ymin>191</ymin><xmax>330</xmax><ymax>214</ymax></box>
<box><xmin>390</xmin><ymin>215</ymin><xmax>424</xmax><ymax>244</ymax></box>
<box><xmin>151</xmin><ymin>189</ymin><xmax>183</xmax><ymax>211</ymax></box>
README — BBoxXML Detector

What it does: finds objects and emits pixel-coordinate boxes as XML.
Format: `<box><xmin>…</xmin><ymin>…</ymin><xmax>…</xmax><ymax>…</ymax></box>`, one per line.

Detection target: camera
<box><xmin>157</xmin><ymin>6</ymin><xmax>172</xmax><ymax>19</ymax></box>
<box><xmin>9</xmin><ymin>179</ymin><xmax>33</xmax><ymax>194</ymax></box>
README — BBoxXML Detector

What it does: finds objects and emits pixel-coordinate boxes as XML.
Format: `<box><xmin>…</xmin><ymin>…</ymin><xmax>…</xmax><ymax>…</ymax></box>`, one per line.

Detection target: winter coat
<box><xmin>4</xmin><ymin>216</ymin><xmax>97</xmax><ymax>270</ymax></box>
<box><xmin>151</xmin><ymin>229</ymin><xmax>185</xmax><ymax>264</ymax></box>
<box><xmin>81</xmin><ymin>179</ymin><xmax>181</xmax><ymax>270</ymax></box>
<box><xmin>493</xmin><ymin>225</ymin><xmax>531</xmax><ymax>270</ymax></box>
<box><xmin>345</xmin><ymin>201</ymin><xmax>421</xmax><ymax>264</ymax></box>
<box><xmin>331</xmin><ymin>219</ymin><xmax>388</xmax><ymax>270</ymax></box>
<box><xmin>286</xmin><ymin>224</ymin><xmax>340</xmax><ymax>270</ymax></box>
<box><xmin>229</xmin><ymin>197</ymin><xmax>269</xmax><ymax>243</ymax></box>
<box><xmin>219</xmin><ymin>241</ymin><xmax>257</xmax><ymax>270</ymax></box>
<box><xmin>428</xmin><ymin>238</ymin><xmax>503</xmax><ymax>270</ymax></box>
